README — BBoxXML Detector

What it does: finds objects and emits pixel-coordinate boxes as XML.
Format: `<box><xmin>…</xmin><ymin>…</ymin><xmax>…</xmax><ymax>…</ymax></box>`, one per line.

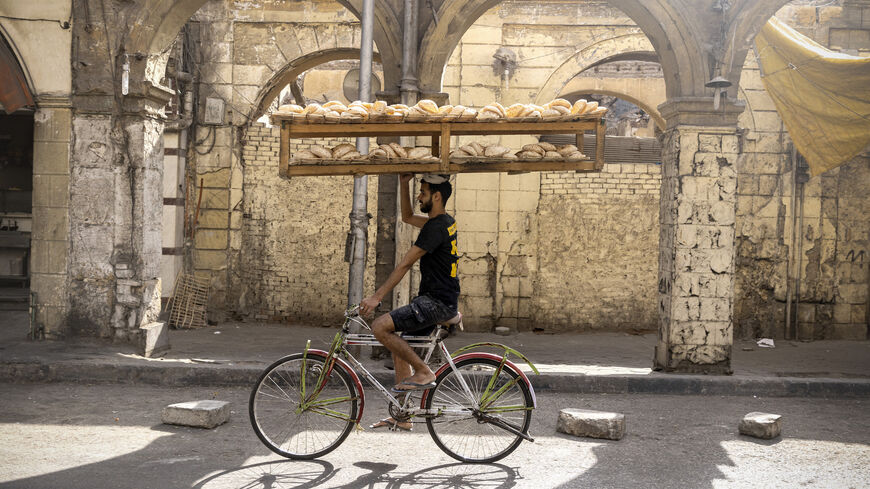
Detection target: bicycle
<box><xmin>249</xmin><ymin>304</ymin><xmax>539</xmax><ymax>463</ymax></box>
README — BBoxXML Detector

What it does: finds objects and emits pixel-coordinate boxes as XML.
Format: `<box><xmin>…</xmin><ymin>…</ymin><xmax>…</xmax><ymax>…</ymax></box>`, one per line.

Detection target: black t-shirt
<box><xmin>414</xmin><ymin>214</ymin><xmax>460</xmax><ymax>308</ymax></box>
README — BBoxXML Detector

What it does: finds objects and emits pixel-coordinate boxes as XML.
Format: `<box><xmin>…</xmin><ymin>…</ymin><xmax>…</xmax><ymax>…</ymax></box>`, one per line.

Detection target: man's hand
<box><xmin>359</xmin><ymin>296</ymin><xmax>381</xmax><ymax>317</ymax></box>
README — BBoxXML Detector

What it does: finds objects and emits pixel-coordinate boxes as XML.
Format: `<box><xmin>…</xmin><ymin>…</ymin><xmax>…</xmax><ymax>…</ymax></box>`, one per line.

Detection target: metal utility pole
<box><xmin>347</xmin><ymin>0</ymin><xmax>374</xmax><ymax>309</ymax></box>
<box><xmin>393</xmin><ymin>0</ymin><xmax>420</xmax><ymax>310</ymax></box>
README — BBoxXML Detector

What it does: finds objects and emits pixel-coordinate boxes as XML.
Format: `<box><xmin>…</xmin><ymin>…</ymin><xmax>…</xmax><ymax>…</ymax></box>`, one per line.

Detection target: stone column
<box><xmin>68</xmin><ymin>83</ymin><xmax>171</xmax><ymax>341</ymax></box>
<box><xmin>655</xmin><ymin>98</ymin><xmax>744</xmax><ymax>374</ymax></box>
<box><xmin>30</xmin><ymin>98</ymin><xmax>73</xmax><ymax>339</ymax></box>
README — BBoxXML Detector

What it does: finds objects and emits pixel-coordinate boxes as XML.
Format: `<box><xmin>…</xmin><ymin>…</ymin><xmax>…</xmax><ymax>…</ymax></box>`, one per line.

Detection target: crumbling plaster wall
<box><xmin>187</xmin><ymin>0</ymin><xmax>369</xmax><ymax>318</ymax></box>
<box><xmin>733</xmin><ymin>2</ymin><xmax>870</xmax><ymax>340</ymax></box>
<box><xmin>234</xmin><ymin>124</ymin><xmax>378</xmax><ymax>323</ymax></box>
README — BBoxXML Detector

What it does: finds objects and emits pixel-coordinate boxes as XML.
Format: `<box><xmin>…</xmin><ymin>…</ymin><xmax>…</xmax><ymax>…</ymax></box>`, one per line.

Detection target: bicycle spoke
<box><xmin>250</xmin><ymin>355</ymin><xmax>357</xmax><ymax>459</ymax></box>
<box><xmin>426</xmin><ymin>358</ymin><xmax>533</xmax><ymax>463</ymax></box>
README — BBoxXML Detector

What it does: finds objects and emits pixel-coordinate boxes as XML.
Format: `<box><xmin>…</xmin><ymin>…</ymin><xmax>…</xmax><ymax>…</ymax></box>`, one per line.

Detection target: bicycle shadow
<box><xmin>193</xmin><ymin>460</ymin><xmax>520</xmax><ymax>489</ymax></box>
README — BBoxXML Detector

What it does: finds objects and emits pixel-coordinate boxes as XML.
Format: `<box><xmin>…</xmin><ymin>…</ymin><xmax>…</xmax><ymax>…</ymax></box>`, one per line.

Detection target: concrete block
<box><xmin>162</xmin><ymin>400</ymin><xmax>230</xmax><ymax>429</ymax></box>
<box><xmin>139</xmin><ymin>321</ymin><xmax>170</xmax><ymax>358</ymax></box>
<box><xmin>494</xmin><ymin>326</ymin><xmax>511</xmax><ymax>336</ymax></box>
<box><xmin>739</xmin><ymin>412</ymin><xmax>782</xmax><ymax>439</ymax></box>
<box><xmin>557</xmin><ymin>408</ymin><xmax>625</xmax><ymax>440</ymax></box>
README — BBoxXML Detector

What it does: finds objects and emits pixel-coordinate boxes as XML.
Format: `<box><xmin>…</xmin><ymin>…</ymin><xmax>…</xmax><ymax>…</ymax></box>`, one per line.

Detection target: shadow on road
<box><xmin>193</xmin><ymin>460</ymin><xmax>520</xmax><ymax>489</ymax></box>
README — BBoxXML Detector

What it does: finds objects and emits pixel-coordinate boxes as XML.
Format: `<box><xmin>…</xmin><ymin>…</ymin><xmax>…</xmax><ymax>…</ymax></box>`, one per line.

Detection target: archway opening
<box><xmin>0</xmin><ymin>33</ymin><xmax>34</xmax><ymax>310</ymax></box>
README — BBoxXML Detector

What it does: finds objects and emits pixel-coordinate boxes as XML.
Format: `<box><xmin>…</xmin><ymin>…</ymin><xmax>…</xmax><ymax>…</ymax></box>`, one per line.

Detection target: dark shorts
<box><xmin>389</xmin><ymin>295</ymin><xmax>457</xmax><ymax>334</ymax></box>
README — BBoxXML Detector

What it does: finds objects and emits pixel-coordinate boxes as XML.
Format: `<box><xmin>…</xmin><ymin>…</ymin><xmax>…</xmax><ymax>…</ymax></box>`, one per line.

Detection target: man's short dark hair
<box><xmin>425</xmin><ymin>180</ymin><xmax>452</xmax><ymax>204</ymax></box>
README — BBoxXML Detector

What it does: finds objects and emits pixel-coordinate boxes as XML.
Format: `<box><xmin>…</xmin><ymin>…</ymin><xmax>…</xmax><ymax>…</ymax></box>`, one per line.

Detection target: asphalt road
<box><xmin>0</xmin><ymin>382</ymin><xmax>868</xmax><ymax>488</ymax></box>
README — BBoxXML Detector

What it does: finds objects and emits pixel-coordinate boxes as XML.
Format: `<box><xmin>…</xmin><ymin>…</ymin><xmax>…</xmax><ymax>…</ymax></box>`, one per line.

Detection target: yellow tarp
<box><xmin>754</xmin><ymin>16</ymin><xmax>870</xmax><ymax>176</ymax></box>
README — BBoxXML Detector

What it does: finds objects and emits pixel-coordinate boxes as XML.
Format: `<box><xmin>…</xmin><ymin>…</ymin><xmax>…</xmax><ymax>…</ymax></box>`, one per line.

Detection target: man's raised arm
<box><xmin>400</xmin><ymin>173</ymin><xmax>428</xmax><ymax>228</ymax></box>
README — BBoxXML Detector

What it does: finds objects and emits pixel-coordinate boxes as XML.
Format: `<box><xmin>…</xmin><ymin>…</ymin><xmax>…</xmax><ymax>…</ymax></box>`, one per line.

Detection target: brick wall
<box><xmin>533</xmin><ymin>163</ymin><xmax>661</xmax><ymax>331</ymax></box>
<box><xmin>232</xmin><ymin>123</ymin><xmax>378</xmax><ymax>324</ymax></box>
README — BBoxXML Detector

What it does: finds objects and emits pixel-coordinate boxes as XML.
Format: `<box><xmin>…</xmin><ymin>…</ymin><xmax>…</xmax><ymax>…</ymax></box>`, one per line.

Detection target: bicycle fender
<box><xmin>305</xmin><ymin>349</ymin><xmax>366</xmax><ymax>424</ymax></box>
<box><xmin>421</xmin><ymin>352</ymin><xmax>537</xmax><ymax>408</ymax></box>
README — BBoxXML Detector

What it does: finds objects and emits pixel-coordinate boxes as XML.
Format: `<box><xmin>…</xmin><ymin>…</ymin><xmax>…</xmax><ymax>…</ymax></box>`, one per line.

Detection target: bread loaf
<box><xmin>340</xmin><ymin>151</ymin><xmax>362</xmax><ymax>160</ymax></box>
<box><xmin>459</xmin><ymin>144</ymin><xmax>478</xmax><ymax>156</ymax></box>
<box><xmin>552</xmin><ymin>105</ymin><xmax>570</xmax><ymax>115</ymax></box>
<box><xmin>557</xmin><ymin>144</ymin><xmax>579</xmax><ymax>156</ymax></box>
<box><xmin>380</xmin><ymin>144</ymin><xmax>398</xmax><ymax>159</ymax></box>
<box><xmin>571</xmin><ymin>99</ymin><xmax>587</xmax><ymax>115</ymax></box>
<box><xmin>295</xmin><ymin>149</ymin><xmax>317</xmax><ymax>160</ymax></box>
<box><xmin>544</xmin><ymin>151</ymin><xmax>562</xmax><ymax>159</ymax></box>
<box><xmin>278</xmin><ymin>104</ymin><xmax>304</xmax><ymax>113</ymax></box>
<box><xmin>332</xmin><ymin>143</ymin><xmax>357</xmax><ymax>159</ymax></box>
<box><xmin>370</xmin><ymin>148</ymin><xmax>389</xmax><ymax>159</ymax></box>
<box><xmin>539</xmin><ymin>142</ymin><xmax>557</xmax><ymax>152</ymax></box>
<box><xmin>407</xmin><ymin>147</ymin><xmax>431</xmax><ymax>159</ymax></box>
<box><xmin>389</xmin><ymin>143</ymin><xmax>408</xmax><ymax>159</ymax></box>
<box><xmin>502</xmin><ymin>153</ymin><xmax>518</xmax><ymax>160</ymax></box>
<box><xmin>547</xmin><ymin>98</ymin><xmax>571</xmax><ymax>110</ymax></box>
<box><xmin>517</xmin><ymin>150</ymin><xmax>543</xmax><ymax>160</ymax></box>
<box><xmin>485</xmin><ymin>145</ymin><xmax>511</xmax><ymax>157</ymax></box>
<box><xmin>522</xmin><ymin>144</ymin><xmax>545</xmax><ymax>155</ymax></box>
<box><xmin>506</xmin><ymin>103</ymin><xmax>526</xmax><ymax>118</ymax></box>
<box><xmin>541</xmin><ymin>108</ymin><xmax>561</xmax><ymax>118</ymax></box>
<box><xmin>417</xmin><ymin>99</ymin><xmax>439</xmax><ymax>114</ymax></box>
<box><xmin>565</xmin><ymin>152</ymin><xmax>587</xmax><ymax>161</ymax></box>
<box><xmin>310</xmin><ymin>145</ymin><xmax>332</xmax><ymax>159</ymax></box>
<box><xmin>303</xmin><ymin>104</ymin><xmax>321</xmax><ymax>114</ymax></box>
<box><xmin>580</xmin><ymin>101</ymin><xmax>598</xmax><ymax>115</ymax></box>
<box><xmin>437</xmin><ymin>104</ymin><xmax>454</xmax><ymax>115</ymax></box>
<box><xmin>469</xmin><ymin>142</ymin><xmax>486</xmax><ymax>156</ymax></box>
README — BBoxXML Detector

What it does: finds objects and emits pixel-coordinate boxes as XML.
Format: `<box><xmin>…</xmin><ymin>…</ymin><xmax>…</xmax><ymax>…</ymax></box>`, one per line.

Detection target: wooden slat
<box><xmin>282</xmin><ymin>157</ymin><xmax>598</xmax><ymax>177</ymax></box>
<box><xmin>282</xmin><ymin>120</ymin><xmax>600</xmax><ymax>138</ymax></box>
<box><xmin>440</xmin><ymin>124</ymin><xmax>451</xmax><ymax>172</ymax></box>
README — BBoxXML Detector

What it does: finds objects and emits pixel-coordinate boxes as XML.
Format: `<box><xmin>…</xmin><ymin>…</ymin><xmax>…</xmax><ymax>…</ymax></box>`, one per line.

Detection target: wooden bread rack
<box><xmin>272</xmin><ymin>116</ymin><xmax>606</xmax><ymax>177</ymax></box>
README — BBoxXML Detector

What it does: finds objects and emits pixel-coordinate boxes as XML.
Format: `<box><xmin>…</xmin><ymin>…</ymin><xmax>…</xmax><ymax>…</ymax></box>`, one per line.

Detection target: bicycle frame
<box><xmin>301</xmin><ymin>306</ymin><xmax>537</xmax><ymax>431</ymax></box>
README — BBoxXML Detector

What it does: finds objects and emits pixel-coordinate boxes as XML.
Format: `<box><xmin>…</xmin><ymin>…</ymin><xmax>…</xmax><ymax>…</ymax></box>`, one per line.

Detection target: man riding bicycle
<box><xmin>359</xmin><ymin>172</ymin><xmax>460</xmax><ymax>431</ymax></box>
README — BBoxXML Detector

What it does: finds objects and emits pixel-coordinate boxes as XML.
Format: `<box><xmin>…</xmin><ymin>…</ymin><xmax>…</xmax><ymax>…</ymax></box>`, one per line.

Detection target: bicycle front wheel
<box><xmin>425</xmin><ymin>357</ymin><xmax>533</xmax><ymax>463</ymax></box>
<box><xmin>249</xmin><ymin>353</ymin><xmax>358</xmax><ymax>459</ymax></box>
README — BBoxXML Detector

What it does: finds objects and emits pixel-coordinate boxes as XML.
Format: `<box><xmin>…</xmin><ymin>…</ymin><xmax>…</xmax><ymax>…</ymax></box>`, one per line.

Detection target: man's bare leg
<box><xmin>393</xmin><ymin>354</ymin><xmax>411</xmax><ymax>385</ymax></box>
<box><xmin>372</xmin><ymin>314</ymin><xmax>435</xmax><ymax>386</ymax></box>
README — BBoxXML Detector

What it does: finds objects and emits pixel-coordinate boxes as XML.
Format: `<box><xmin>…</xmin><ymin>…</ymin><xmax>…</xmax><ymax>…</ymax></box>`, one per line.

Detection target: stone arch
<box><xmin>533</xmin><ymin>33</ymin><xmax>661</xmax><ymax>114</ymax></box>
<box><xmin>0</xmin><ymin>25</ymin><xmax>35</xmax><ymax>111</ymax></box>
<box><xmin>720</xmin><ymin>0</ymin><xmax>794</xmax><ymax>97</ymax></box>
<box><xmin>557</xmin><ymin>85</ymin><xmax>666</xmax><ymax>130</ymax></box>
<box><xmin>249</xmin><ymin>48</ymin><xmax>384</xmax><ymax>121</ymax></box>
<box><xmin>417</xmin><ymin>0</ymin><xmax>712</xmax><ymax>99</ymax></box>
<box><xmin>128</xmin><ymin>0</ymin><xmax>403</xmax><ymax>89</ymax></box>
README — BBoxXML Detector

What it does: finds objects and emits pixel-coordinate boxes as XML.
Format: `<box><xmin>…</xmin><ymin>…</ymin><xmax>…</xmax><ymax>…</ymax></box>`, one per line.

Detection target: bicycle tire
<box><xmin>425</xmin><ymin>357</ymin><xmax>533</xmax><ymax>463</ymax></box>
<box><xmin>249</xmin><ymin>352</ymin><xmax>358</xmax><ymax>459</ymax></box>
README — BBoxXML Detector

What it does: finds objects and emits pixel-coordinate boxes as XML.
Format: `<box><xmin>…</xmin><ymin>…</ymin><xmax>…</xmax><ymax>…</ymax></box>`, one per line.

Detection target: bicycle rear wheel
<box><xmin>249</xmin><ymin>353</ymin><xmax>358</xmax><ymax>459</ymax></box>
<box><xmin>425</xmin><ymin>357</ymin><xmax>533</xmax><ymax>463</ymax></box>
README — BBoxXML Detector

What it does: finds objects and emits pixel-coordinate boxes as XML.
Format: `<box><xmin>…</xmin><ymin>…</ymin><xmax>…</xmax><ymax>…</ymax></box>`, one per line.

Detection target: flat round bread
<box><xmin>309</xmin><ymin>145</ymin><xmax>332</xmax><ymax>159</ymax></box>
<box><xmin>389</xmin><ymin>143</ymin><xmax>408</xmax><ymax>159</ymax></box>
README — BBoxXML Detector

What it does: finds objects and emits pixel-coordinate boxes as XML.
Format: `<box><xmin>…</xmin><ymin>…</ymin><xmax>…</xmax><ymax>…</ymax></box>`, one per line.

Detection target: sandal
<box><xmin>369</xmin><ymin>418</ymin><xmax>412</xmax><ymax>432</ymax></box>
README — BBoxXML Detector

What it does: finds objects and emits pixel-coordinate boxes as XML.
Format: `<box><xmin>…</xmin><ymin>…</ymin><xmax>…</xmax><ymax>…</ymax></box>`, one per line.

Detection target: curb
<box><xmin>2</xmin><ymin>361</ymin><xmax>869</xmax><ymax>398</ymax></box>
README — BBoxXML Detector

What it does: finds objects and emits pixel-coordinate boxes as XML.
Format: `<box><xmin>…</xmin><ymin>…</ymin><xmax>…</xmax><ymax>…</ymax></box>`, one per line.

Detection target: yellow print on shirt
<box><xmin>447</xmin><ymin>222</ymin><xmax>457</xmax><ymax>235</ymax></box>
<box><xmin>451</xmin><ymin>262</ymin><xmax>457</xmax><ymax>278</ymax></box>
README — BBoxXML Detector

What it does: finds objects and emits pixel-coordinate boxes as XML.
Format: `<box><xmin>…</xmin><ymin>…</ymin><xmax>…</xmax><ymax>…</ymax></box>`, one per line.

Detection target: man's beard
<box><xmin>420</xmin><ymin>199</ymin><xmax>432</xmax><ymax>213</ymax></box>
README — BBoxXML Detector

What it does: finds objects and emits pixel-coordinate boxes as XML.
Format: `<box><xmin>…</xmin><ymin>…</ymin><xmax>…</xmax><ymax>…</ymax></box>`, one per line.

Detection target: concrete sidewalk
<box><xmin>1</xmin><ymin>311</ymin><xmax>868</xmax><ymax>397</ymax></box>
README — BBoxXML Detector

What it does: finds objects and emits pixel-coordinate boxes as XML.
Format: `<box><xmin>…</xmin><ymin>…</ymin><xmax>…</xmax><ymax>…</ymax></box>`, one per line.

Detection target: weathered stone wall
<box><xmin>232</xmin><ymin>123</ymin><xmax>378</xmax><ymax>323</ymax></box>
<box><xmin>733</xmin><ymin>2</ymin><xmax>870</xmax><ymax>340</ymax></box>
<box><xmin>533</xmin><ymin>164</ymin><xmax>661</xmax><ymax>331</ymax></box>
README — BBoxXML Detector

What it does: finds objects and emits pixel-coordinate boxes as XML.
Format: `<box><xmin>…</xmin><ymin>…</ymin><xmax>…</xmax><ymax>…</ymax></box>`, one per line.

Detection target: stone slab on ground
<box><xmin>162</xmin><ymin>400</ymin><xmax>230</xmax><ymax>428</ymax></box>
<box><xmin>557</xmin><ymin>408</ymin><xmax>625</xmax><ymax>440</ymax></box>
<box><xmin>739</xmin><ymin>412</ymin><xmax>782</xmax><ymax>439</ymax></box>
<box><xmin>139</xmin><ymin>321</ymin><xmax>169</xmax><ymax>358</ymax></box>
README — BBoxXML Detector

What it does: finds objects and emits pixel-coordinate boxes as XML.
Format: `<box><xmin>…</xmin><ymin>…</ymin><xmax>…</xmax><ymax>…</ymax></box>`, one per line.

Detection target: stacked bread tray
<box><xmin>272</xmin><ymin>98</ymin><xmax>607</xmax><ymax>125</ymax></box>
